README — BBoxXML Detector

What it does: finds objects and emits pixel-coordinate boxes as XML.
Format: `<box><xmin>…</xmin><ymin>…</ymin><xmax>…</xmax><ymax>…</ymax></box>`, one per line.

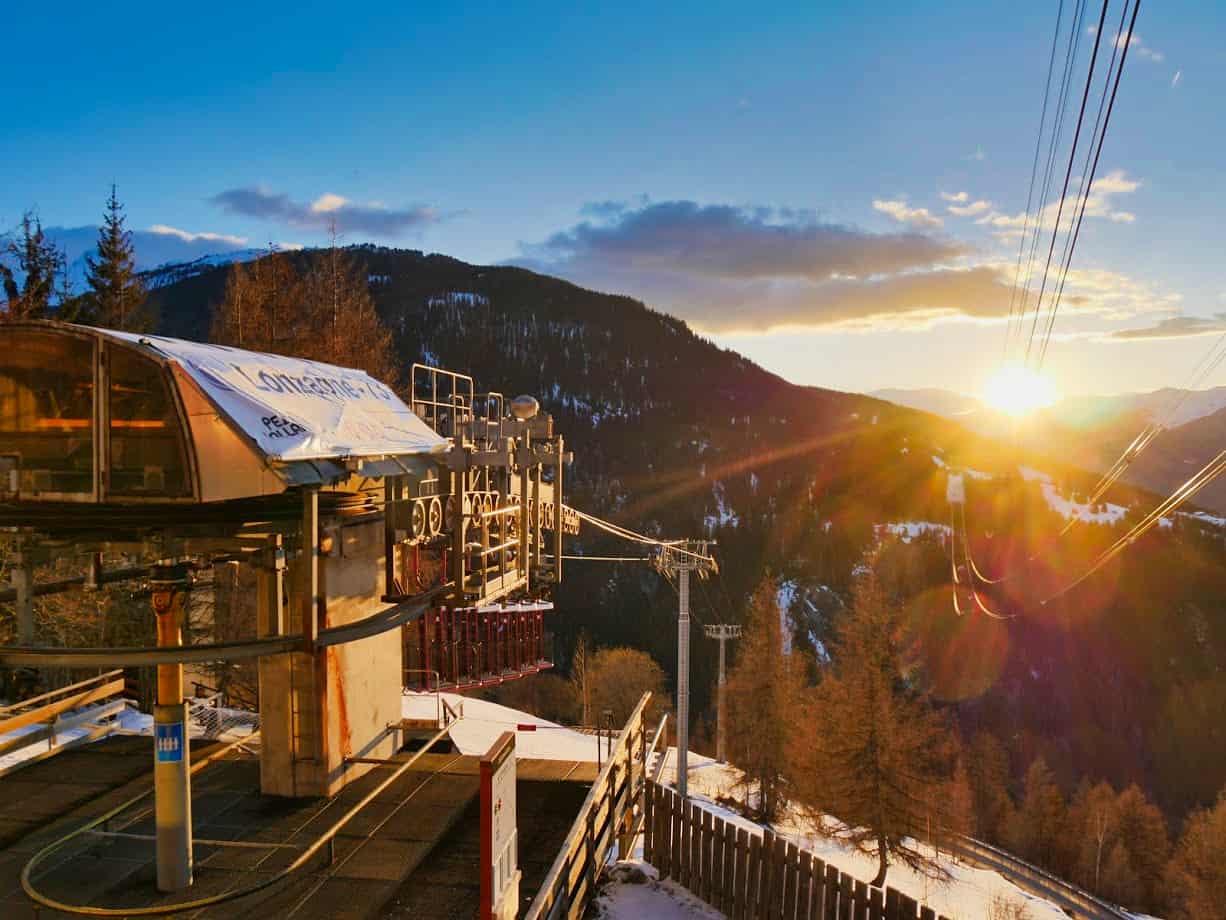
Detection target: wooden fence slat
<box><xmin>759</xmin><ymin>831</ymin><xmax>776</xmax><ymax>920</ymax></box>
<box><xmin>809</xmin><ymin>856</ymin><xmax>826</xmax><ymax>919</ymax></box>
<box><xmin>769</xmin><ymin>835</ymin><xmax>789</xmax><ymax>920</ymax></box>
<box><xmin>722</xmin><ymin>818</ymin><xmax>737</xmax><ymax>917</ymax></box>
<box><xmin>853</xmin><ymin>881</ymin><xmax>868</xmax><ymax>920</ymax></box>
<box><xmin>711</xmin><ymin>819</ymin><xmax>725</xmax><ymax>912</ymax></box>
<box><xmin>919</xmin><ymin>908</ymin><xmax>935</xmax><ymax>920</ymax></box>
<box><xmin>700</xmin><ymin>809</ymin><xmax>714</xmax><ymax>904</ymax></box>
<box><xmin>782</xmin><ymin>842</ymin><xmax>799</xmax><ymax>920</ymax></box>
<box><xmin>868</xmin><ymin>887</ymin><xmax>884</xmax><ymax>920</ymax></box>
<box><xmin>734</xmin><ymin>827</ymin><xmax>751</xmax><ymax>920</ymax></box>
<box><xmin>897</xmin><ymin>893</ymin><xmax>917</xmax><ymax>919</ymax></box>
<box><xmin>884</xmin><ymin>888</ymin><xmax>900</xmax><ymax>920</ymax></box>
<box><xmin>747</xmin><ymin>832</ymin><xmax>763</xmax><ymax>920</ymax></box>
<box><xmin>688</xmin><ymin>802</ymin><xmax>702</xmax><ymax>897</ymax></box>
<box><xmin>643</xmin><ymin>773</ymin><xmax>655</xmax><ymax>862</ymax></box>
<box><xmin>670</xmin><ymin>789</ymin><xmax>683</xmax><ymax>882</ymax></box>
<box><xmin>796</xmin><ymin>851</ymin><xmax>813</xmax><ymax>920</ymax></box>
<box><xmin>822</xmin><ymin>865</ymin><xmax>839</xmax><ymax>920</ymax></box>
<box><xmin>837</xmin><ymin>873</ymin><xmax>852</xmax><ymax>920</ymax></box>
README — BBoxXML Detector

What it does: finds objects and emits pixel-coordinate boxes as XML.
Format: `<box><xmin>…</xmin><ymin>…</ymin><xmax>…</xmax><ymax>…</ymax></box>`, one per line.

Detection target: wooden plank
<box><xmin>733</xmin><ymin>827</ymin><xmax>750</xmax><ymax>920</ymax></box>
<box><xmin>822</xmin><ymin>865</ymin><xmax>839</xmax><ymax>920</ymax></box>
<box><xmin>897</xmin><ymin>893</ymin><xmax>918</xmax><ymax>919</ymax></box>
<box><xmin>837</xmin><ymin>873</ymin><xmax>852</xmax><ymax>920</ymax></box>
<box><xmin>0</xmin><ymin>678</ymin><xmax>124</xmax><ymax>736</ymax></box>
<box><xmin>759</xmin><ymin>831</ymin><xmax>776</xmax><ymax>920</ymax></box>
<box><xmin>919</xmin><ymin>908</ymin><xmax>935</xmax><ymax>920</ymax></box>
<box><xmin>687</xmin><ymin>801</ymin><xmax>701</xmax><ymax>895</ymax></box>
<box><xmin>722</xmin><ymin>819</ymin><xmax>738</xmax><ymax>917</ymax></box>
<box><xmin>700</xmin><ymin>809</ymin><xmax>714</xmax><ymax>904</ymax></box>
<box><xmin>884</xmin><ymin>888</ymin><xmax>901</xmax><ymax>920</ymax></box>
<box><xmin>709</xmin><ymin>815</ymin><xmax>725</xmax><ymax>913</ymax></box>
<box><xmin>853</xmin><ymin>881</ymin><xmax>868</xmax><ymax>920</ymax></box>
<box><xmin>782</xmin><ymin>842</ymin><xmax>799</xmax><ymax>920</ymax></box>
<box><xmin>796</xmin><ymin>851</ymin><xmax>813</xmax><ymax>920</ymax></box>
<box><xmin>868</xmin><ymin>888</ymin><xmax>884</xmax><ymax>920</ymax></box>
<box><xmin>643</xmin><ymin>779</ymin><xmax>655</xmax><ymax>863</ymax></box>
<box><xmin>670</xmin><ymin>788</ymin><xmax>683</xmax><ymax>882</ymax></box>
<box><xmin>747</xmin><ymin>832</ymin><xmax>762</xmax><ymax>920</ymax></box>
<box><xmin>656</xmin><ymin>785</ymin><xmax>670</xmax><ymax>876</ymax></box>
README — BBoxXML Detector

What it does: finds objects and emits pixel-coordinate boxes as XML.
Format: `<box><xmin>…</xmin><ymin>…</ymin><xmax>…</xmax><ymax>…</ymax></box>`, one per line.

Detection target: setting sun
<box><xmin>984</xmin><ymin>365</ymin><xmax>1059</xmax><ymax>417</ymax></box>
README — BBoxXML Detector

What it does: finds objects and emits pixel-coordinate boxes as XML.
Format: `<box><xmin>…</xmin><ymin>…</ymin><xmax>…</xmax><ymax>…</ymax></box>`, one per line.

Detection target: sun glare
<box><xmin>984</xmin><ymin>366</ymin><xmax>1059</xmax><ymax>417</ymax></box>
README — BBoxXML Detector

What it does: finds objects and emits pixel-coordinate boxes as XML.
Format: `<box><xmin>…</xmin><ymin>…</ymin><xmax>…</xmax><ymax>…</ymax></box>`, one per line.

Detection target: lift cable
<box><xmin>1003</xmin><ymin>0</ymin><xmax>1070</xmax><ymax>362</ymax></box>
<box><xmin>1008</xmin><ymin>0</ymin><xmax>1092</xmax><ymax>364</ymax></box>
<box><xmin>566</xmin><ymin>506</ymin><xmax>716</xmax><ymax>566</ymax></box>
<box><xmin>954</xmin><ymin>505</ymin><xmax>1016</xmax><ymax>621</ymax></box>
<box><xmin>1021</xmin><ymin>0</ymin><xmax>1112</xmax><ymax>367</ymax></box>
<box><xmin>1042</xmin><ymin>447</ymin><xmax>1226</xmax><ymax>604</ymax></box>
<box><xmin>1035</xmin><ymin>0</ymin><xmax>1142</xmax><ymax>371</ymax></box>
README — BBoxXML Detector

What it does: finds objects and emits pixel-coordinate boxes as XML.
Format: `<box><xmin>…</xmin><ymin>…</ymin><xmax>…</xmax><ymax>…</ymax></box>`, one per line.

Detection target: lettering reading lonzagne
<box><xmin>228</xmin><ymin>363</ymin><xmax>393</xmax><ymax>402</ymax></box>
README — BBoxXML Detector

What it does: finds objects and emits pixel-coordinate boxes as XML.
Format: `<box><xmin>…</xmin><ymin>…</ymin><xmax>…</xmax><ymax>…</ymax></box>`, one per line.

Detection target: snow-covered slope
<box><xmin>654</xmin><ymin>748</ymin><xmax>1072</xmax><ymax>920</ymax></box>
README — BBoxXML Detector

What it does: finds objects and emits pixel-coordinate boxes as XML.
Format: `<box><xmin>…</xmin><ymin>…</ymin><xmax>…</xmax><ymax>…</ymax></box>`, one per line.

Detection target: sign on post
<box><xmin>481</xmin><ymin>731</ymin><xmax>519</xmax><ymax>920</ymax></box>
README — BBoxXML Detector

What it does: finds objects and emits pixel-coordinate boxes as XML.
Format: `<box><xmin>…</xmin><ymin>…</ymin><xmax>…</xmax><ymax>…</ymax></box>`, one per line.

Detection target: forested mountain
<box><xmin>144</xmin><ymin>245</ymin><xmax>1226</xmax><ymax>829</ymax></box>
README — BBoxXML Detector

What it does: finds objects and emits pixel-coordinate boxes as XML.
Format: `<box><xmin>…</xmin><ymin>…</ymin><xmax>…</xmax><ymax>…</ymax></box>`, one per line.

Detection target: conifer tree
<box><xmin>791</xmin><ymin>560</ymin><xmax>953</xmax><ymax>886</ymax></box>
<box><xmin>1165</xmin><ymin>789</ymin><xmax>1226</xmax><ymax>920</ymax></box>
<box><xmin>1005</xmin><ymin>758</ymin><xmax>1067</xmax><ymax>871</ymax></box>
<box><xmin>82</xmin><ymin>185</ymin><xmax>148</xmax><ymax>330</ymax></box>
<box><xmin>301</xmin><ymin>235</ymin><xmax>397</xmax><ymax>384</ymax></box>
<box><xmin>211</xmin><ymin>250</ymin><xmax>304</xmax><ymax>354</ymax></box>
<box><xmin>1112</xmin><ymin>784</ymin><xmax>1169</xmax><ymax>909</ymax></box>
<box><xmin>966</xmin><ymin>732</ymin><xmax>1014</xmax><ymax>842</ymax></box>
<box><xmin>725</xmin><ymin>576</ymin><xmax>804</xmax><ymax>821</ymax></box>
<box><xmin>1</xmin><ymin>212</ymin><xmax>65</xmax><ymax>321</ymax></box>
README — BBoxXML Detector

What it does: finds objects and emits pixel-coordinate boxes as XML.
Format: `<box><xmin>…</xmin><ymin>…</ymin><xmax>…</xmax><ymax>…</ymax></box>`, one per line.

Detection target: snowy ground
<box><xmin>1018</xmin><ymin>465</ymin><xmax>1127</xmax><ymax>525</ymax></box>
<box><xmin>654</xmin><ymin>747</ymin><xmax>1070</xmax><ymax>920</ymax></box>
<box><xmin>593</xmin><ymin>861</ymin><xmax>723</xmax><ymax>920</ymax></box>
<box><xmin>401</xmin><ymin>691</ymin><xmax>603</xmax><ymax>761</ymax></box>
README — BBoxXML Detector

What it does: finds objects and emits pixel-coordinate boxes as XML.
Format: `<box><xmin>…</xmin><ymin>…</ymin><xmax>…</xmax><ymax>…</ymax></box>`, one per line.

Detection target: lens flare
<box><xmin>984</xmin><ymin>365</ymin><xmax>1059</xmax><ymax>417</ymax></box>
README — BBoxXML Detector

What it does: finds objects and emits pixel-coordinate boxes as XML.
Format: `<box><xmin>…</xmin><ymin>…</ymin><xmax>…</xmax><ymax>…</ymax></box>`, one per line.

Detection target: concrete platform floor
<box><xmin>0</xmin><ymin>735</ymin><xmax>597</xmax><ymax>919</ymax></box>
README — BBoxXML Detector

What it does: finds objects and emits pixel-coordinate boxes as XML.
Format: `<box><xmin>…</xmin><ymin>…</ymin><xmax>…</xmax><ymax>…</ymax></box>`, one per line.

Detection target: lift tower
<box><xmin>655</xmin><ymin>540</ymin><xmax>717</xmax><ymax>798</ymax></box>
<box><xmin>703</xmin><ymin>623</ymin><xmax>742</xmax><ymax>764</ymax></box>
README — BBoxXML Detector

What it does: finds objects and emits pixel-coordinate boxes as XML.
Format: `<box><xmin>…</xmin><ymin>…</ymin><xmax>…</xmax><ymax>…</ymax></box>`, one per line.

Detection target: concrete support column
<box><xmin>12</xmin><ymin>551</ymin><xmax>34</xmax><ymax>645</ymax></box>
<box><xmin>150</xmin><ymin>562</ymin><xmax>193</xmax><ymax>893</ymax></box>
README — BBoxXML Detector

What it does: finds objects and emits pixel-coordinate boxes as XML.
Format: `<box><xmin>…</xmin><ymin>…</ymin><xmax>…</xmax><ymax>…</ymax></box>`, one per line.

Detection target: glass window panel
<box><xmin>0</xmin><ymin>330</ymin><xmax>94</xmax><ymax>496</ymax></box>
<box><xmin>107</xmin><ymin>345</ymin><xmax>190</xmax><ymax>498</ymax></box>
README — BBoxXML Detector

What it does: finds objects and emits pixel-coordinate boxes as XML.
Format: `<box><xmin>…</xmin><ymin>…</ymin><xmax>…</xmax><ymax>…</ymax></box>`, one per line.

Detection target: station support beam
<box><xmin>150</xmin><ymin>562</ymin><xmax>193</xmax><ymax>892</ymax></box>
<box><xmin>11</xmin><ymin>549</ymin><xmax>34</xmax><ymax>645</ymax></box>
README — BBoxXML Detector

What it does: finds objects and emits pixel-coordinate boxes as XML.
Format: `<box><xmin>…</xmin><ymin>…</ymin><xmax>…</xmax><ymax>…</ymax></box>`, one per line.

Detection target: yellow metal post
<box><xmin>150</xmin><ymin>562</ymin><xmax>193</xmax><ymax>892</ymax></box>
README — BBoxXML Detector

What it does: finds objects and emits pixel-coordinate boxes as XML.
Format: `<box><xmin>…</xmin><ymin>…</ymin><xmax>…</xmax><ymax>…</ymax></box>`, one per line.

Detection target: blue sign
<box><xmin>156</xmin><ymin>722</ymin><xmax>185</xmax><ymax>763</ymax></box>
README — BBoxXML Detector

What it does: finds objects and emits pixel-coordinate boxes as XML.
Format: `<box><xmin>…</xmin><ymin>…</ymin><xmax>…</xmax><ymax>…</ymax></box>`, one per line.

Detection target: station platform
<box><xmin>0</xmin><ymin>734</ymin><xmax>597</xmax><ymax>919</ymax></box>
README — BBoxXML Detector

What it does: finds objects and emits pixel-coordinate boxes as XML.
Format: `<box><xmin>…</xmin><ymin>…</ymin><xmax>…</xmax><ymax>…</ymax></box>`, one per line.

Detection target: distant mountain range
<box><xmin>35</xmin><ymin>225</ymin><xmax>260</xmax><ymax>292</ymax></box>
<box><xmin>873</xmin><ymin>386</ymin><xmax>1226</xmax><ymax>512</ymax></box>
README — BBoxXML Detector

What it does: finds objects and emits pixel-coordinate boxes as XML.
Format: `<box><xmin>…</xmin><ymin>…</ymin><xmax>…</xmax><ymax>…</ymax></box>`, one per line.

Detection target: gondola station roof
<box><xmin>0</xmin><ymin>321</ymin><xmax>448</xmax><ymax>506</ymax></box>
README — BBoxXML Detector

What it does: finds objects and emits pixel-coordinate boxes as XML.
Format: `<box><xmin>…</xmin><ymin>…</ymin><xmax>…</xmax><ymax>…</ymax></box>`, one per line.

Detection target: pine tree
<box><xmin>791</xmin><ymin>561</ymin><xmax>953</xmax><ymax>886</ymax></box>
<box><xmin>82</xmin><ymin>185</ymin><xmax>148</xmax><ymax>330</ymax></box>
<box><xmin>1</xmin><ymin>212</ymin><xmax>65</xmax><ymax>321</ymax></box>
<box><xmin>1112</xmin><ymin>784</ymin><xmax>1169</xmax><ymax>910</ymax></box>
<box><xmin>571</xmin><ymin>630</ymin><xmax>591</xmax><ymax>726</ymax></box>
<box><xmin>1005</xmin><ymin>758</ymin><xmax>1067</xmax><ymax>872</ymax></box>
<box><xmin>1165</xmin><ymin>789</ymin><xmax>1226</xmax><ymax>920</ymax></box>
<box><xmin>211</xmin><ymin>251</ymin><xmax>304</xmax><ymax>354</ymax></box>
<box><xmin>966</xmin><ymin>732</ymin><xmax>1014</xmax><ymax>842</ymax></box>
<box><xmin>1069</xmin><ymin>781</ymin><xmax>1119</xmax><ymax>894</ymax></box>
<box><xmin>725</xmin><ymin>576</ymin><xmax>804</xmax><ymax>822</ymax></box>
<box><xmin>300</xmin><ymin>236</ymin><xmax>397</xmax><ymax>384</ymax></box>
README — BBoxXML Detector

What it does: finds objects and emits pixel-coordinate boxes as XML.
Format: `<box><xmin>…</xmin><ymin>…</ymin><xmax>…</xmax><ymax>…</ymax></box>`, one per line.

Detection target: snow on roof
<box><xmin>402</xmin><ymin>691</ymin><xmax>602</xmax><ymax>762</ymax></box>
<box><xmin>104</xmin><ymin>329</ymin><xmax>448</xmax><ymax>462</ymax></box>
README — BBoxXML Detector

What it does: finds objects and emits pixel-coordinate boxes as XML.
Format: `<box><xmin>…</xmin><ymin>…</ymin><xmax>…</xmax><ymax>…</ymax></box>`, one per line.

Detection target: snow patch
<box><xmin>876</xmin><ymin>521</ymin><xmax>953</xmax><ymax>543</ymax></box>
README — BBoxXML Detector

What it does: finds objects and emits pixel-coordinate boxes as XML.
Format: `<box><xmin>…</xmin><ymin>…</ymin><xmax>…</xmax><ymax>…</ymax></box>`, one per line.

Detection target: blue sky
<box><xmin>5</xmin><ymin>0</ymin><xmax>1223</xmax><ymax>399</ymax></box>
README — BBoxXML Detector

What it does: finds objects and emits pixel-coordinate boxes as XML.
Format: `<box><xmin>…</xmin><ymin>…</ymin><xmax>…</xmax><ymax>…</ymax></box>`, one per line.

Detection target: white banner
<box><xmin>107</xmin><ymin>331</ymin><xmax>449</xmax><ymax>462</ymax></box>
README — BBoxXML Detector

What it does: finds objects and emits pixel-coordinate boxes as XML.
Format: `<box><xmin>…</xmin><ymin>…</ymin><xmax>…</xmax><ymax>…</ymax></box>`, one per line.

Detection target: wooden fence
<box><xmin>644</xmin><ymin>782</ymin><xmax>954</xmax><ymax>920</ymax></box>
<box><xmin>524</xmin><ymin>692</ymin><xmax>667</xmax><ymax>920</ymax></box>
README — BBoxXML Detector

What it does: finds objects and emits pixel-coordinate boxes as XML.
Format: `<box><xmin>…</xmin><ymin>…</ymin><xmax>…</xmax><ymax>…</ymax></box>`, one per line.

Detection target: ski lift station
<box><xmin>0</xmin><ymin>321</ymin><xmax>661</xmax><ymax>918</ymax></box>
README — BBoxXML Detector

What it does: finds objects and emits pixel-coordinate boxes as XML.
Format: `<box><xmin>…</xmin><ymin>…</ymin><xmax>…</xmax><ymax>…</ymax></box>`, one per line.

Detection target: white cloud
<box><xmin>941</xmin><ymin>191</ymin><xmax>969</xmax><ymax>203</ymax></box>
<box><xmin>948</xmin><ymin>200</ymin><xmax>991</xmax><ymax>217</ymax></box>
<box><xmin>972</xmin><ymin>169</ymin><xmax>1142</xmax><ymax>237</ymax></box>
<box><xmin>149</xmin><ymin>224</ymin><xmax>248</xmax><ymax>246</ymax></box>
<box><xmin>1118</xmin><ymin>33</ymin><xmax>1164</xmax><ymax>62</ymax></box>
<box><xmin>310</xmin><ymin>193</ymin><xmax>349</xmax><ymax>213</ymax></box>
<box><xmin>872</xmin><ymin>199</ymin><xmax>943</xmax><ymax>229</ymax></box>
